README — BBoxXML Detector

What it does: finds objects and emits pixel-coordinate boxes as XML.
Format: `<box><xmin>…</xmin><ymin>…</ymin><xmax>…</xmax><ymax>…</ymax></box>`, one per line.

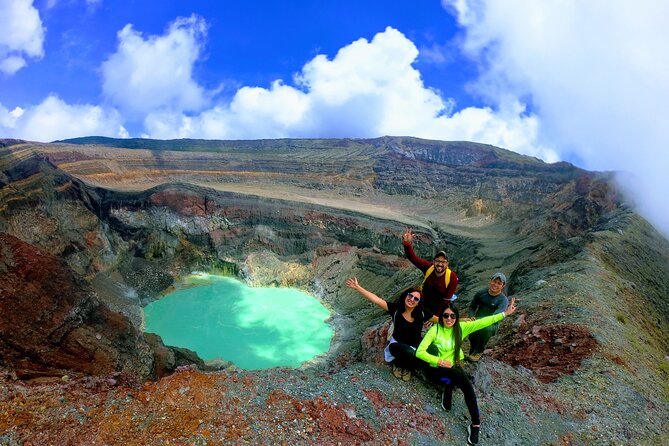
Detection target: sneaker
<box><xmin>401</xmin><ymin>369</ymin><xmax>411</xmax><ymax>382</ymax></box>
<box><xmin>441</xmin><ymin>385</ymin><xmax>452</xmax><ymax>411</ymax></box>
<box><xmin>392</xmin><ymin>365</ymin><xmax>403</xmax><ymax>379</ymax></box>
<box><xmin>467</xmin><ymin>424</ymin><xmax>480</xmax><ymax>445</ymax></box>
<box><xmin>467</xmin><ymin>352</ymin><xmax>482</xmax><ymax>362</ymax></box>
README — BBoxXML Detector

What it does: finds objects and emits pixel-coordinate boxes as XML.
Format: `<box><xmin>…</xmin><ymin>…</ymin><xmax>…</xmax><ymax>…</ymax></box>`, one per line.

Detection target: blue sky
<box><xmin>1</xmin><ymin>0</ymin><xmax>668</xmax><ymax>237</ymax></box>
<box><xmin>3</xmin><ymin>1</ymin><xmax>478</xmax><ymax>109</ymax></box>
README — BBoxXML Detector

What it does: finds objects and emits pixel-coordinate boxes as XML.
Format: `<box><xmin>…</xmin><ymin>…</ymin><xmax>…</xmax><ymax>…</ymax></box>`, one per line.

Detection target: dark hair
<box><xmin>394</xmin><ymin>287</ymin><xmax>423</xmax><ymax>316</ymax></box>
<box><xmin>437</xmin><ymin>302</ymin><xmax>463</xmax><ymax>366</ymax></box>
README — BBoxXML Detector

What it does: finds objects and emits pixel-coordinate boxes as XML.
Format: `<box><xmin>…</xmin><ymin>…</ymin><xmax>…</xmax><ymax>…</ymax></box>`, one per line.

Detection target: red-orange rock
<box><xmin>0</xmin><ymin>233</ymin><xmax>180</xmax><ymax>380</ymax></box>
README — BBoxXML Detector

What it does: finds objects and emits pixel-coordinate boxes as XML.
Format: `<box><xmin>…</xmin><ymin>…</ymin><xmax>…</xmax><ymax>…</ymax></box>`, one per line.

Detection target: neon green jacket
<box><xmin>416</xmin><ymin>313</ymin><xmax>505</xmax><ymax>367</ymax></box>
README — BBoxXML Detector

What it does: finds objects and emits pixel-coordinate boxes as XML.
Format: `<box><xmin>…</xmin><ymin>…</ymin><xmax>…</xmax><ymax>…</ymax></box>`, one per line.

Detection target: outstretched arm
<box><xmin>462</xmin><ymin>298</ymin><xmax>518</xmax><ymax>338</ymax></box>
<box><xmin>345</xmin><ymin>277</ymin><xmax>389</xmax><ymax>312</ymax></box>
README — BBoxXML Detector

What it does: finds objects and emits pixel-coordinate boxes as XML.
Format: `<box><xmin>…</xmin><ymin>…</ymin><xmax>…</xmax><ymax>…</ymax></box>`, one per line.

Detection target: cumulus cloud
<box><xmin>0</xmin><ymin>95</ymin><xmax>126</xmax><ymax>142</ymax></box>
<box><xmin>0</xmin><ymin>0</ymin><xmax>45</xmax><ymax>75</ymax></box>
<box><xmin>144</xmin><ymin>26</ymin><xmax>554</xmax><ymax>160</ymax></box>
<box><xmin>101</xmin><ymin>15</ymin><xmax>210</xmax><ymax>118</ymax></box>
<box><xmin>442</xmin><ymin>0</ymin><xmax>669</xmax><ymax>237</ymax></box>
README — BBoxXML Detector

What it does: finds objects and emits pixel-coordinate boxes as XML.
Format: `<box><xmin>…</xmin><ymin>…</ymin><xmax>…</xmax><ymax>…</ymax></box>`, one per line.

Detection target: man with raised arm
<box><xmin>402</xmin><ymin>227</ymin><xmax>459</xmax><ymax>317</ymax></box>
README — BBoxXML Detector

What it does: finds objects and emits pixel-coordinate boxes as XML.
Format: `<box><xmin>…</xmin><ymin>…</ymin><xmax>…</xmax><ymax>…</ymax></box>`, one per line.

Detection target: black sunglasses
<box><xmin>442</xmin><ymin>313</ymin><xmax>456</xmax><ymax>319</ymax></box>
<box><xmin>406</xmin><ymin>293</ymin><xmax>421</xmax><ymax>302</ymax></box>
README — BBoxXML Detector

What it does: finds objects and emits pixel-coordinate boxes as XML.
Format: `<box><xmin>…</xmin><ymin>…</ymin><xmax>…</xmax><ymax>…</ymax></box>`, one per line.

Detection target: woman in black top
<box><xmin>346</xmin><ymin>277</ymin><xmax>436</xmax><ymax>381</ymax></box>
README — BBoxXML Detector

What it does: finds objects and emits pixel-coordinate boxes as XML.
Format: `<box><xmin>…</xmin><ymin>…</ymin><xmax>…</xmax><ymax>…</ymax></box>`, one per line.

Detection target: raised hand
<box><xmin>345</xmin><ymin>277</ymin><xmax>360</xmax><ymax>290</ymax></box>
<box><xmin>346</xmin><ymin>277</ymin><xmax>388</xmax><ymax>311</ymax></box>
<box><xmin>402</xmin><ymin>227</ymin><xmax>414</xmax><ymax>244</ymax></box>
<box><xmin>504</xmin><ymin>297</ymin><xmax>517</xmax><ymax>317</ymax></box>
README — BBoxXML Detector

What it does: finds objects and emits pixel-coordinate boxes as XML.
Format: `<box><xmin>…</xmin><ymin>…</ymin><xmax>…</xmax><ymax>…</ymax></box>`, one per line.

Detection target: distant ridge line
<box><xmin>53</xmin><ymin>135</ymin><xmax>581</xmax><ymax>173</ymax></box>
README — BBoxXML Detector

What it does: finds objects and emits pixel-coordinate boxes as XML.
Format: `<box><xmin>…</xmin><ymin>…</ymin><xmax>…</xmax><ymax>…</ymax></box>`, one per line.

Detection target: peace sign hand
<box><xmin>504</xmin><ymin>297</ymin><xmax>517</xmax><ymax>317</ymax></box>
<box><xmin>402</xmin><ymin>227</ymin><xmax>414</xmax><ymax>244</ymax></box>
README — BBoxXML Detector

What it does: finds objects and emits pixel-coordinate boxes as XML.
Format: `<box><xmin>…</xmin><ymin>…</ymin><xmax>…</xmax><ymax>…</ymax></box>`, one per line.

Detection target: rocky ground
<box><xmin>0</xmin><ymin>357</ymin><xmax>583</xmax><ymax>446</ymax></box>
<box><xmin>2</xmin><ymin>298</ymin><xmax>662</xmax><ymax>446</ymax></box>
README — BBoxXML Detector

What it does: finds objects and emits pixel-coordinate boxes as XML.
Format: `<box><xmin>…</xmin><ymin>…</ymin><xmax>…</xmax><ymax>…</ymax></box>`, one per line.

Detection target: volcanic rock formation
<box><xmin>0</xmin><ymin>233</ymin><xmax>201</xmax><ymax>380</ymax></box>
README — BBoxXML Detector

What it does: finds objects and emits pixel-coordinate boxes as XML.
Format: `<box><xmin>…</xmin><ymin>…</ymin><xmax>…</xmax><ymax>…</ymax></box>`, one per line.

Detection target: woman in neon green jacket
<box><xmin>416</xmin><ymin>297</ymin><xmax>517</xmax><ymax>445</ymax></box>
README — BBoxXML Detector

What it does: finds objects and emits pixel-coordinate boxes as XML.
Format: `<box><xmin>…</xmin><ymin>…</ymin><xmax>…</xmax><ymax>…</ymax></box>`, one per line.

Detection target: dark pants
<box><xmin>468</xmin><ymin>323</ymin><xmax>498</xmax><ymax>354</ymax></box>
<box><xmin>427</xmin><ymin>365</ymin><xmax>480</xmax><ymax>425</ymax></box>
<box><xmin>388</xmin><ymin>343</ymin><xmax>424</xmax><ymax>371</ymax></box>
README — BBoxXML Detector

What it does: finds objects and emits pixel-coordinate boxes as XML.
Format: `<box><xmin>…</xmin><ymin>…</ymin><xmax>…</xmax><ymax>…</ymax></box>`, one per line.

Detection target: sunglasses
<box><xmin>407</xmin><ymin>294</ymin><xmax>421</xmax><ymax>302</ymax></box>
<box><xmin>442</xmin><ymin>313</ymin><xmax>456</xmax><ymax>319</ymax></box>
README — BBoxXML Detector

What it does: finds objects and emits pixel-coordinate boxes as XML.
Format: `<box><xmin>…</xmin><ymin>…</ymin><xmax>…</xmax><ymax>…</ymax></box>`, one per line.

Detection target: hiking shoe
<box><xmin>467</xmin><ymin>353</ymin><xmax>482</xmax><ymax>362</ymax></box>
<box><xmin>392</xmin><ymin>365</ymin><xmax>403</xmax><ymax>379</ymax></box>
<box><xmin>401</xmin><ymin>369</ymin><xmax>411</xmax><ymax>382</ymax></box>
<box><xmin>441</xmin><ymin>385</ymin><xmax>452</xmax><ymax>411</ymax></box>
<box><xmin>467</xmin><ymin>424</ymin><xmax>480</xmax><ymax>445</ymax></box>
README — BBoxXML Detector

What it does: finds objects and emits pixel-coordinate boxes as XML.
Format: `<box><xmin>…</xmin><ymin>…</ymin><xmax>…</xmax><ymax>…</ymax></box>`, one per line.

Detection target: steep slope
<box><xmin>0</xmin><ymin>233</ymin><xmax>200</xmax><ymax>380</ymax></box>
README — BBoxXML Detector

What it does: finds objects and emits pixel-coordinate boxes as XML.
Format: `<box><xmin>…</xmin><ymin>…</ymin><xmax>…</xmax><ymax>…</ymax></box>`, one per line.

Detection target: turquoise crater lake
<box><xmin>143</xmin><ymin>274</ymin><xmax>334</xmax><ymax>370</ymax></box>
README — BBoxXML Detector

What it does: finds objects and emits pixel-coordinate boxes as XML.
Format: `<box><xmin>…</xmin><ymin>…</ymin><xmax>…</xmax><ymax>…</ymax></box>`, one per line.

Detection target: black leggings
<box><xmin>427</xmin><ymin>365</ymin><xmax>480</xmax><ymax>425</ymax></box>
<box><xmin>388</xmin><ymin>342</ymin><xmax>424</xmax><ymax>371</ymax></box>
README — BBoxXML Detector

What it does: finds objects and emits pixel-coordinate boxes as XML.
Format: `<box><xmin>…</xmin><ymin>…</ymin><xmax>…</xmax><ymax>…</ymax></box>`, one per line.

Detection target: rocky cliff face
<box><xmin>0</xmin><ymin>233</ymin><xmax>200</xmax><ymax>380</ymax></box>
<box><xmin>0</xmin><ymin>137</ymin><xmax>667</xmax><ymax>445</ymax></box>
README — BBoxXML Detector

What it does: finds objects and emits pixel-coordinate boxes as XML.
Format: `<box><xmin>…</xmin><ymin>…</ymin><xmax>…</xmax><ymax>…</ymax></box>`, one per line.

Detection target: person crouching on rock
<box><xmin>466</xmin><ymin>272</ymin><xmax>510</xmax><ymax>362</ymax></box>
<box><xmin>346</xmin><ymin>277</ymin><xmax>437</xmax><ymax>381</ymax></box>
<box><xmin>415</xmin><ymin>298</ymin><xmax>517</xmax><ymax>445</ymax></box>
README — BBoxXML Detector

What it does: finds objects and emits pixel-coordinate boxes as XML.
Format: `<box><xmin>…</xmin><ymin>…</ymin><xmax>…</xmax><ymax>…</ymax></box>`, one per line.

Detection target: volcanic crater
<box><xmin>1</xmin><ymin>136</ymin><xmax>668</xmax><ymax>445</ymax></box>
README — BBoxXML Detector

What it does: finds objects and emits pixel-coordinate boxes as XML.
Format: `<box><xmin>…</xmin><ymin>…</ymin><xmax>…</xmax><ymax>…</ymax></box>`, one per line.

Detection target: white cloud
<box><xmin>442</xmin><ymin>0</ymin><xmax>669</xmax><ymax>237</ymax></box>
<box><xmin>0</xmin><ymin>0</ymin><xmax>45</xmax><ymax>75</ymax></box>
<box><xmin>144</xmin><ymin>26</ymin><xmax>550</xmax><ymax>161</ymax></box>
<box><xmin>419</xmin><ymin>43</ymin><xmax>449</xmax><ymax>65</ymax></box>
<box><xmin>0</xmin><ymin>95</ymin><xmax>125</xmax><ymax>142</ymax></box>
<box><xmin>101</xmin><ymin>14</ymin><xmax>210</xmax><ymax>118</ymax></box>
<box><xmin>0</xmin><ymin>104</ymin><xmax>19</xmax><ymax>128</ymax></box>
<box><xmin>0</xmin><ymin>56</ymin><xmax>27</xmax><ymax>75</ymax></box>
